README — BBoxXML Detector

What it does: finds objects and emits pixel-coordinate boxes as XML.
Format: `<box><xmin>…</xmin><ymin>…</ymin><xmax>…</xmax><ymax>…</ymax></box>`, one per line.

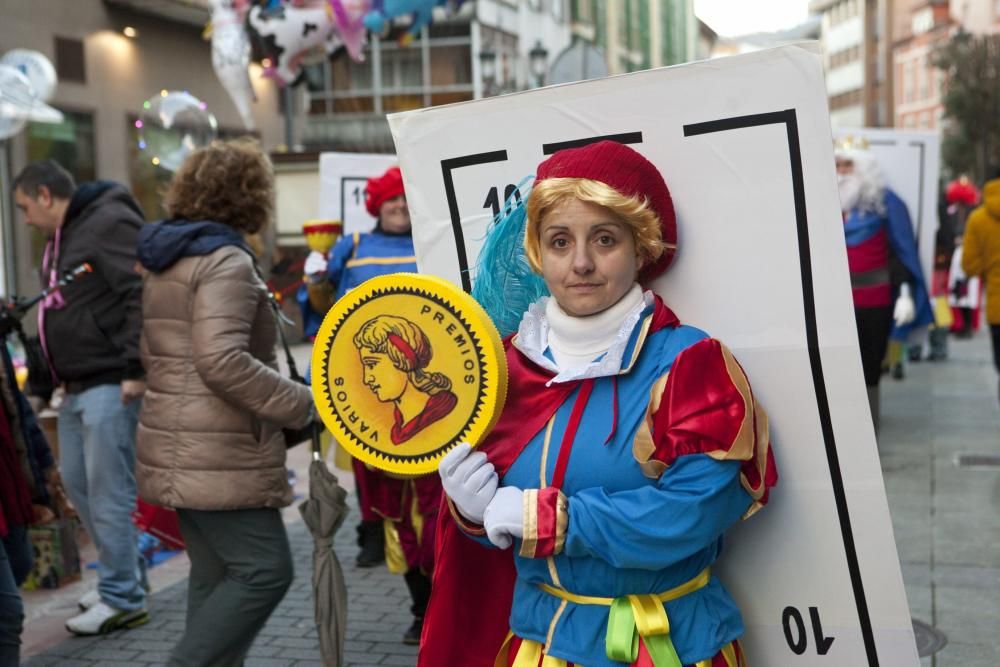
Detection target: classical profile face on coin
<box><xmin>312</xmin><ymin>273</ymin><xmax>507</xmax><ymax>476</ymax></box>
<box><xmin>353</xmin><ymin>315</ymin><xmax>458</xmax><ymax>445</ymax></box>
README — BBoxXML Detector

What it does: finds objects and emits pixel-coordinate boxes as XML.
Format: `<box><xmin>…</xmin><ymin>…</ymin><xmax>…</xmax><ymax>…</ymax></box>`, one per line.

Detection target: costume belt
<box><xmin>524</xmin><ymin>567</ymin><xmax>711</xmax><ymax>667</ymax></box>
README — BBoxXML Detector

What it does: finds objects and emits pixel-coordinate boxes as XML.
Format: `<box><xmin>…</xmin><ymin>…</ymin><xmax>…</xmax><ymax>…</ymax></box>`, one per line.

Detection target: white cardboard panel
<box><xmin>317</xmin><ymin>152</ymin><xmax>399</xmax><ymax>235</ymax></box>
<box><xmin>835</xmin><ymin>128</ymin><xmax>941</xmax><ymax>292</ymax></box>
<box><xmin>389</xmin><ymin>44</ymin><xmax>919</xmax><ymax>666</ymax></box>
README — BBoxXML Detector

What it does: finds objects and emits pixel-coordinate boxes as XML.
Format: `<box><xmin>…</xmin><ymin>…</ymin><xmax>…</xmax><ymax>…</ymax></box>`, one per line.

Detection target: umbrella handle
<box><xmin>311</xmin><ymin>423</ymin><xmax>322</xmax><ymax>461</ymax></box>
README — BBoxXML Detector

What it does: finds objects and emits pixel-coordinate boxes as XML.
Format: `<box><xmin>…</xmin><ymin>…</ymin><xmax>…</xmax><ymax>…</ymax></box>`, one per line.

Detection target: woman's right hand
<box><xmin>304</xmin><ymin>251</ymin><xmax>328</xmax><ymax>283</ymax></box>
<box><xmin>439</xmin><ymin>442</ymin><xmax>498</xmax><ymax>524</ymax></box>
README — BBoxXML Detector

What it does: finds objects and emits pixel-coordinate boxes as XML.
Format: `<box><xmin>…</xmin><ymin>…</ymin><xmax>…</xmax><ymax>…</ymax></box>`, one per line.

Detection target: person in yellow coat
<box><xmin>961</xmin><ymin>168</ymin><xmax>1000</xmax><ymax>404</ymax></box>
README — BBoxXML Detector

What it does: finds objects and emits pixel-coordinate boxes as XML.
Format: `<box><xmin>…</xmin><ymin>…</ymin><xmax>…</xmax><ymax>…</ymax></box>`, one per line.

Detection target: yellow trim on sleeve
<box><xmin>344</xmin><ymin>255</ymin><xmax>417</xmax><ymax>269</ymax></box>
<box><xmin>519</xmin><ymin>489</ymin><xmax>540</xmax><ymax>558</ymax></box>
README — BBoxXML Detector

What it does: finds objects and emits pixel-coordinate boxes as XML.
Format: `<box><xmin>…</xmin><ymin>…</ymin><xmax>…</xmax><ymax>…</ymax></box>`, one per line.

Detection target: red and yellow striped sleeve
<box><xmin>632</xmin><ymin>338</ymin><xmax>778</xmax><ymax>518</ymax></box>
<box><xmin>519</xmin><ymin>487</ymin><xmax>568</xmax><ymax>559</ymax></box>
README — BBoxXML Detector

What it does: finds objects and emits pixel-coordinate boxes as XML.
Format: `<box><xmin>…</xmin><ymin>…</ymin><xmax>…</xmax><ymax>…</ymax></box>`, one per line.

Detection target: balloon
<box><xmin>0</xmin><ymin>64</ymin><xmax>63</xmax><ymax>140</ymax></box>
<box><xmin>0</xmin><ymin>49</ymin><xmax>58</xmax><ymax>102</ymax></box>
<box><xmin>246</xmin><ymin>2</ymin><xmax>337</xmax><ymax>86</ymax></box>
<box><xmin>363</xmin><ymin>0</ymin><xmax>466</xmax><ymax>45</ymax></box>
<box><xmin>209</xmin><ymin>0</ymin><xmax>257</xmax><ymax>130</ymax></box>
<box><xmin>137</xmin><ymin>91</ymin><xmax>218</xmax><ymax>172</ymax></box>
<box><xmin>328</xmin><ymin>0</ymin><xmax>370</xmax><ymax>62</ymax></box>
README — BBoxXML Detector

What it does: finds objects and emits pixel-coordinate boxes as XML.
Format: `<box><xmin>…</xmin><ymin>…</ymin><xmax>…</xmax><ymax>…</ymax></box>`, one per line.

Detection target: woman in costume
<box><xmin>354</xmin><ymin>315</ymin><xmax>458</xmax><ymax>445</ymax></box>
<box><xmin>423</xmin><ymin>141</ymin><xmax>778</xmax><ymax>667</ymax></box>
<box><xmin>305</xmin><ymin>166</ymin><xmax>438</xmax><ymax>643</ymax></box>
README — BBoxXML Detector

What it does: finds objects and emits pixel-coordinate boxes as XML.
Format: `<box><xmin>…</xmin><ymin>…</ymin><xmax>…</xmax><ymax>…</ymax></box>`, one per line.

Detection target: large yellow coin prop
<box><xmin>312</xmin><ymin>273</ymin><xmax>507</xmax><ymax>476</ymax></box>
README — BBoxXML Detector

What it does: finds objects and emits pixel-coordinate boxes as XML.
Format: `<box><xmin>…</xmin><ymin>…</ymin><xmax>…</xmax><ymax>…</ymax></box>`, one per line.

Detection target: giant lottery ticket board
<box><xmin>836</xmin><ymin>128</ymin><xmax>941</xmax><ymax>292</ymax></box>
<box><xmin>318</xmin><ymin>152</ymin><xmax>399</xmax><ymax>235</ymax></box>
<box><xmin>389</xmin><ymin>44</ymin><xmax>920</xmax><ymax>666</ymax></box>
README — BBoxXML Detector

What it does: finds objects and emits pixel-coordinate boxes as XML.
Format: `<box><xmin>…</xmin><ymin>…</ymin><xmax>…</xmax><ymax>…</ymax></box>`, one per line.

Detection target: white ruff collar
<box><xmin>513</xmin><ymin>285</ymin><xmax>653</xmax><ymax>385</ymax></box>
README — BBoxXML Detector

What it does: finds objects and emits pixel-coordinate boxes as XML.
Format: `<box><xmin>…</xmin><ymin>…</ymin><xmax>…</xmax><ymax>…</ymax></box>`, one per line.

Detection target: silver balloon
<box><xmin>0</xmin><ymin>49</ymin><xmax>58</xmax><ymax>102</ymax></box>
<box><xmin>0</xmin><ymin>64</ymin><xmax>63</xmax><ymax>140</ymax></box>
<box><xmin>136</xmin><ymin>91</ymin><xmax>218</xmax><ymax>172</ymax></box>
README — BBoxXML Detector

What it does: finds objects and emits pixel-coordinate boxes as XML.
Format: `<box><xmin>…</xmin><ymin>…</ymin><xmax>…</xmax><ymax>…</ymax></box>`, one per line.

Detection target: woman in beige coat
<box><xmin>135</xmin><ymin>140</ymin><xmax>314</xmax><ymax>667</ymax></box>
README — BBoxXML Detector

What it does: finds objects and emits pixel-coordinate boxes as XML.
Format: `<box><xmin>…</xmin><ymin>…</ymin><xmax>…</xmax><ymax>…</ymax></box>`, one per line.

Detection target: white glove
<box><xmin>304</xmin><ymin>251</ymin><xmax>328</xmax><ymax>280</ymax></box>
<box><xmin>483</xmin><ymin>486</ymin><xmax>524</xmax><ymax>549</ymax></box>
<box><xmin>893</xmin><ymin>283</ymin><xmax>916</xmax><ymax>326</ymax></box>
<box><xmin>439</xmin><ymin>442</ymin><xmax>498</xmax><ymax>524</ymax></box>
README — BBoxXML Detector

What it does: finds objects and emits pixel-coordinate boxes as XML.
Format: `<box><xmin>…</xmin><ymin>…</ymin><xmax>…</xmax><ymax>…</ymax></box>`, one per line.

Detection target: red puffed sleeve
<box><xmin>632</xmin><ymin>338</ymin><xmax>777</xmax><ymax>517</ymax></box>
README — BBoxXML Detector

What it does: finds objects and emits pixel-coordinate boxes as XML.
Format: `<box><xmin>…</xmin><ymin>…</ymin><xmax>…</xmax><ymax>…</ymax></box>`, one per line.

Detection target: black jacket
<box><xmin>43</xmin><ymin>181</ymin><xmax>145</xmax><ymax>387</ymax></box>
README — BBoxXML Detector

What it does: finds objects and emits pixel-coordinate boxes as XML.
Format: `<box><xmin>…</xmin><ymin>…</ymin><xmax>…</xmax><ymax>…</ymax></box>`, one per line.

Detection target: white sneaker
<box><xmin>77</xmin><ymin>589</ymin><xmax>100</xmax><ymax>611</ymax></box>
<box><xmin>65</xmin><ymin>601</ymin><xmax>149</xmax><ymax>635</ymax></box>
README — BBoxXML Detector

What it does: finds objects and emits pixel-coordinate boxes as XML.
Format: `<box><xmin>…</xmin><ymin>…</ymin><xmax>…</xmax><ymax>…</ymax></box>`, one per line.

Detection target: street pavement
<box><xmin>22</xmin><ymin>489</ymin><xmax>418</xmax><ymax>667</ymax></box>
<box><xmin>20</xmin><ymin>332</ymin><xmax>1000</xmax><ymax>666</ymax></box>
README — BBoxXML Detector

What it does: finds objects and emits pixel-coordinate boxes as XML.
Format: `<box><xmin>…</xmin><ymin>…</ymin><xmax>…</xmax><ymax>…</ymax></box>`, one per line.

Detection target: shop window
<box><xmin>26</xmin><ymin>110</ymin><xmax>95</xmax><ymax>184</ymax></box>
<box><xmin>430</xmin><ymin>44</ymin><xmax>472</xmax><ymax>85</ymax></box>
<box><xmin>332</xmin><ymin>96</ymin><xmax>375</xmax><ymax>113</ymax></box>
<box><xmin>25</xmin><ymin>109</ymin><xmax>96</xmax><ymax>263</ymax></box>
<box><xmin>382</xmin><ymin>94</ymin><xmax>424</xmax><ymax>113</ymax></box>
<box><xmin>430</xmin><ymin>91</ymin><xmax>474</xmax><ymax>106</ymax></box>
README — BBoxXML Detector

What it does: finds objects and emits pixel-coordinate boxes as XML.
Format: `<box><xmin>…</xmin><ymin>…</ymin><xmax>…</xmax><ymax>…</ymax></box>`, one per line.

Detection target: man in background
<box><xmin>13</xmin><ymin>160</ymin><xmax>148</xmax><ymax>635</ymax></box>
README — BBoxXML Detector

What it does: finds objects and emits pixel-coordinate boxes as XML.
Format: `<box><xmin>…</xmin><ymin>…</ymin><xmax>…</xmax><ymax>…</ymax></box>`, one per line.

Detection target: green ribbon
<box><xmin>605</xmin><ymin>596</ymin><xmax>683</xmax><ymax>667</ymax></box>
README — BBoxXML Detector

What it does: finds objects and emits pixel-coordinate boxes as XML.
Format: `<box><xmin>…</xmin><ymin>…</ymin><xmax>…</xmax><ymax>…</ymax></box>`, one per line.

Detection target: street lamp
<box><xmin>479</xmin><ymin>46</ymin><xmax>497</xmax><ymax>96</ymax></box>
<box><xmin>529</xmin><ymin>40</ymin><xmax>549</xmax><ymax>88</ymax></box>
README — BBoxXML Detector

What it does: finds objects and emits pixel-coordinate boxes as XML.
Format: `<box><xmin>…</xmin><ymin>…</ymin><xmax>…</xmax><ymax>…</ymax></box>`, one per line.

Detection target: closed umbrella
<box><xmin>298</xmin><ymin>431</ymin><xmax>349</xmax><ymax>666</ymax></box>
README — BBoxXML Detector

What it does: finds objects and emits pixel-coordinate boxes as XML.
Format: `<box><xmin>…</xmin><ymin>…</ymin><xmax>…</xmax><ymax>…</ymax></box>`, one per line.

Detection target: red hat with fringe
<box><xmin>365</xmin><ymin>166</ymin><xmax>405</xmax><ymax>217</ymax></box>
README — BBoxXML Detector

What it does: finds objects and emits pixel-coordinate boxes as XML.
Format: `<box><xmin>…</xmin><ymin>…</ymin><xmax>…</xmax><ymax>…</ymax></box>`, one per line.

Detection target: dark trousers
<box><xmin>0</xmin><ymin>526</ymin><xmax>32</xmax><ymax>667</ymax></box>
<box><xmin>855</xmin><ymin>306</ymin><xmax>894</xmax><ymax>387</ymax></box>
<box><xmin>991</xmin><ymin>325</ymin><xmax>1000</xmax><ymax>374</ymax></box>
<box><xmin>168</xmin><ymin>508</ymin><xmax>294</xmax><ymax>667</ymax></box>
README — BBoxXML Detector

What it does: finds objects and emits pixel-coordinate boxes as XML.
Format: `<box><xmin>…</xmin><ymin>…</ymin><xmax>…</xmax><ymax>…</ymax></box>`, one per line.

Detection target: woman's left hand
<box><xmin>483</xmin><ymin>486</ymin><xmax>525</xmax><ymax>549</ymax></box>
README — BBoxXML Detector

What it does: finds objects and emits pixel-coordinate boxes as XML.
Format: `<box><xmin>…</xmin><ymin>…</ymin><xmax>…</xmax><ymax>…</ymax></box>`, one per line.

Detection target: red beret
<box><xmin>365</xmin><ymin>166</ymin><xmax>405</xmax><ymax>217</ymax></box>
<box><xmin>536</xmin><ymin>141</ymin><xmax>676</xmax><ymax>282</ymax></box>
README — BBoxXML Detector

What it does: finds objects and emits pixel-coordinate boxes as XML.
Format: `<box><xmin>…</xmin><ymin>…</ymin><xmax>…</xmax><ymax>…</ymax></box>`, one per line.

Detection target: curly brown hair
<box><xmin>162</xmin><ymin>139</ymin><xmax>274</xmax><ymax>234</ymax></box>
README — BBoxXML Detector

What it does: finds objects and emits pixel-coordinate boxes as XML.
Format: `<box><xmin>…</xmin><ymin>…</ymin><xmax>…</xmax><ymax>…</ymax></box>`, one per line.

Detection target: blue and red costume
<box><xmin>420</xmin><ymin>295</ymin><xmax>777</xmax><ymax>667</ymax></box>
<box><xmin>312</xmin><ymin>229</ymin><xmax>442</xmax><ymax>572</ymax></box>
<box><xmin>844</xmin><ymin>189</ymin><xmax>933</xmax><ymax>384</ymax></box>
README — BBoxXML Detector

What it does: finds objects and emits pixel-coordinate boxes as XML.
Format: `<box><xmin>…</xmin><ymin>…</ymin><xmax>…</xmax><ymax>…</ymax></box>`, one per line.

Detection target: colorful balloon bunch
<box><xmin>206</xmin><ymin>0</ymin><xmax>467</xmax><ymax>127</ymax></box>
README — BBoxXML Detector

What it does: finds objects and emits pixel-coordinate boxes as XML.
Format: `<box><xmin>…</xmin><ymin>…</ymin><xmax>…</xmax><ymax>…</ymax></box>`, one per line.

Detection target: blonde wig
<box><xmin>523</xmin><ymin>177</ymin><xmax>668</xmax><ymax>274</ymax></box>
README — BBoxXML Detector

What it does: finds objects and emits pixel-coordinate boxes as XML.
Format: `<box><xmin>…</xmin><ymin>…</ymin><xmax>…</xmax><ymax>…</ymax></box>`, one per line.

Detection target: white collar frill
<box><xmin>512</xmin><ymin>285</ymin><xmax>654</xmax><ymax>386</ymax></box>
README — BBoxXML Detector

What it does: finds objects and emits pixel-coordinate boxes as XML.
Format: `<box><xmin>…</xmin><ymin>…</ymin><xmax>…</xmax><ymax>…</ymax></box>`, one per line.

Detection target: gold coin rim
<box><xmin>311</xmin><ymin>273</ymin><xmax>507</xmax><ymax>476</ymax></box>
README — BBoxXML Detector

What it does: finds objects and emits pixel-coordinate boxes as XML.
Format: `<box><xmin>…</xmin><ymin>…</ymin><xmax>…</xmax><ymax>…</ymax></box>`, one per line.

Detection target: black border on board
<box><xmin>339</xmin><ymin>176</ymin><xmax>371</xmax><ymax>230</ymax></box>
<box><xmin>684</xmin><ymin>109</ymin><xmax>879</xmax><ymax>666</ymax></box>
<box><xmin>865</xmin><ymin>138</ymin><xmax>929</xmax><ymax>250</ymax></box>
<box><xmin>440</xmin><ymin>150</ymin><xmax>509</xmax><ymax>292</ymax></box>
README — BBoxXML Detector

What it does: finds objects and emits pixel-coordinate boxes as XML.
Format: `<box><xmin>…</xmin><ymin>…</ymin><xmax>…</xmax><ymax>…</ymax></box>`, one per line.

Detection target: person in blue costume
<box><xmin>835</xmin><ymin>141</ymin><xmax>933</xmax><ymax>429</ymax></box>
<box><xmin>305</xmin><ymin>165</ymin><xmax>435</xmax><ymax>645</ymax></box>
<box><xmin>421</xmin><ymin>141</ymin><xmax>778</xmax><ymax>667</ymax></box>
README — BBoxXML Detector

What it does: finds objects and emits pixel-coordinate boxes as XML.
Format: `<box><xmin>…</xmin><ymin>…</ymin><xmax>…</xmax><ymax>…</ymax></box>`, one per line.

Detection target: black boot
<box><xmin>403</xmin><ymin>569</ymin><xmax>432</xmax><ymax>645</ymax></box>
<box><xmin>403</xmin><ymin>616</ymin><xmax>423</xmax><ymax>646</ymax></box>
<box><xmin>356</xmin><ymin>520</ymin><xmax>385</xmax><ymax>568</ymax></box>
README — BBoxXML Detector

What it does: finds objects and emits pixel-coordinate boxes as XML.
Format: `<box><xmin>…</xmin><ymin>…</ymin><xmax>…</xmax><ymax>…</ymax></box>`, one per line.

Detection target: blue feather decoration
<box><xmin>471</xmin><ymin>177</ymin><xmax>549</xmax><ymax>338</ymax></box>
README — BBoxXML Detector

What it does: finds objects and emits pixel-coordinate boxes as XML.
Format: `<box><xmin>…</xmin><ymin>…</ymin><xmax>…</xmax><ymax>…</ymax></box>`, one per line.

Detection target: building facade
<box><xmin>893</xmin><ymin>1</ymin><xmax>952</xmax><ymax>129</ymax></box>
<box><xmin>570</xmin><ymin>0</ymin><xmax>695</xmax><ymax>73</ymax></box>
<box><xmin>810</xmin><ymin>0</ymin><xmax>890</xmax><ymax>128</ymax></box>
<box><xmin>300</xmin><ymin>0</ymin><xmax>698</xmax><ymax>152</ymax></box>
<box><xmin>301</xmin><ymin>1</ymin><xmax>572</xmax><ymax>152</ymax></box>
<box><xmin>0</xmin><ymin>0</ymin><xmax>284</xmax><ymax>298</ymax></box>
